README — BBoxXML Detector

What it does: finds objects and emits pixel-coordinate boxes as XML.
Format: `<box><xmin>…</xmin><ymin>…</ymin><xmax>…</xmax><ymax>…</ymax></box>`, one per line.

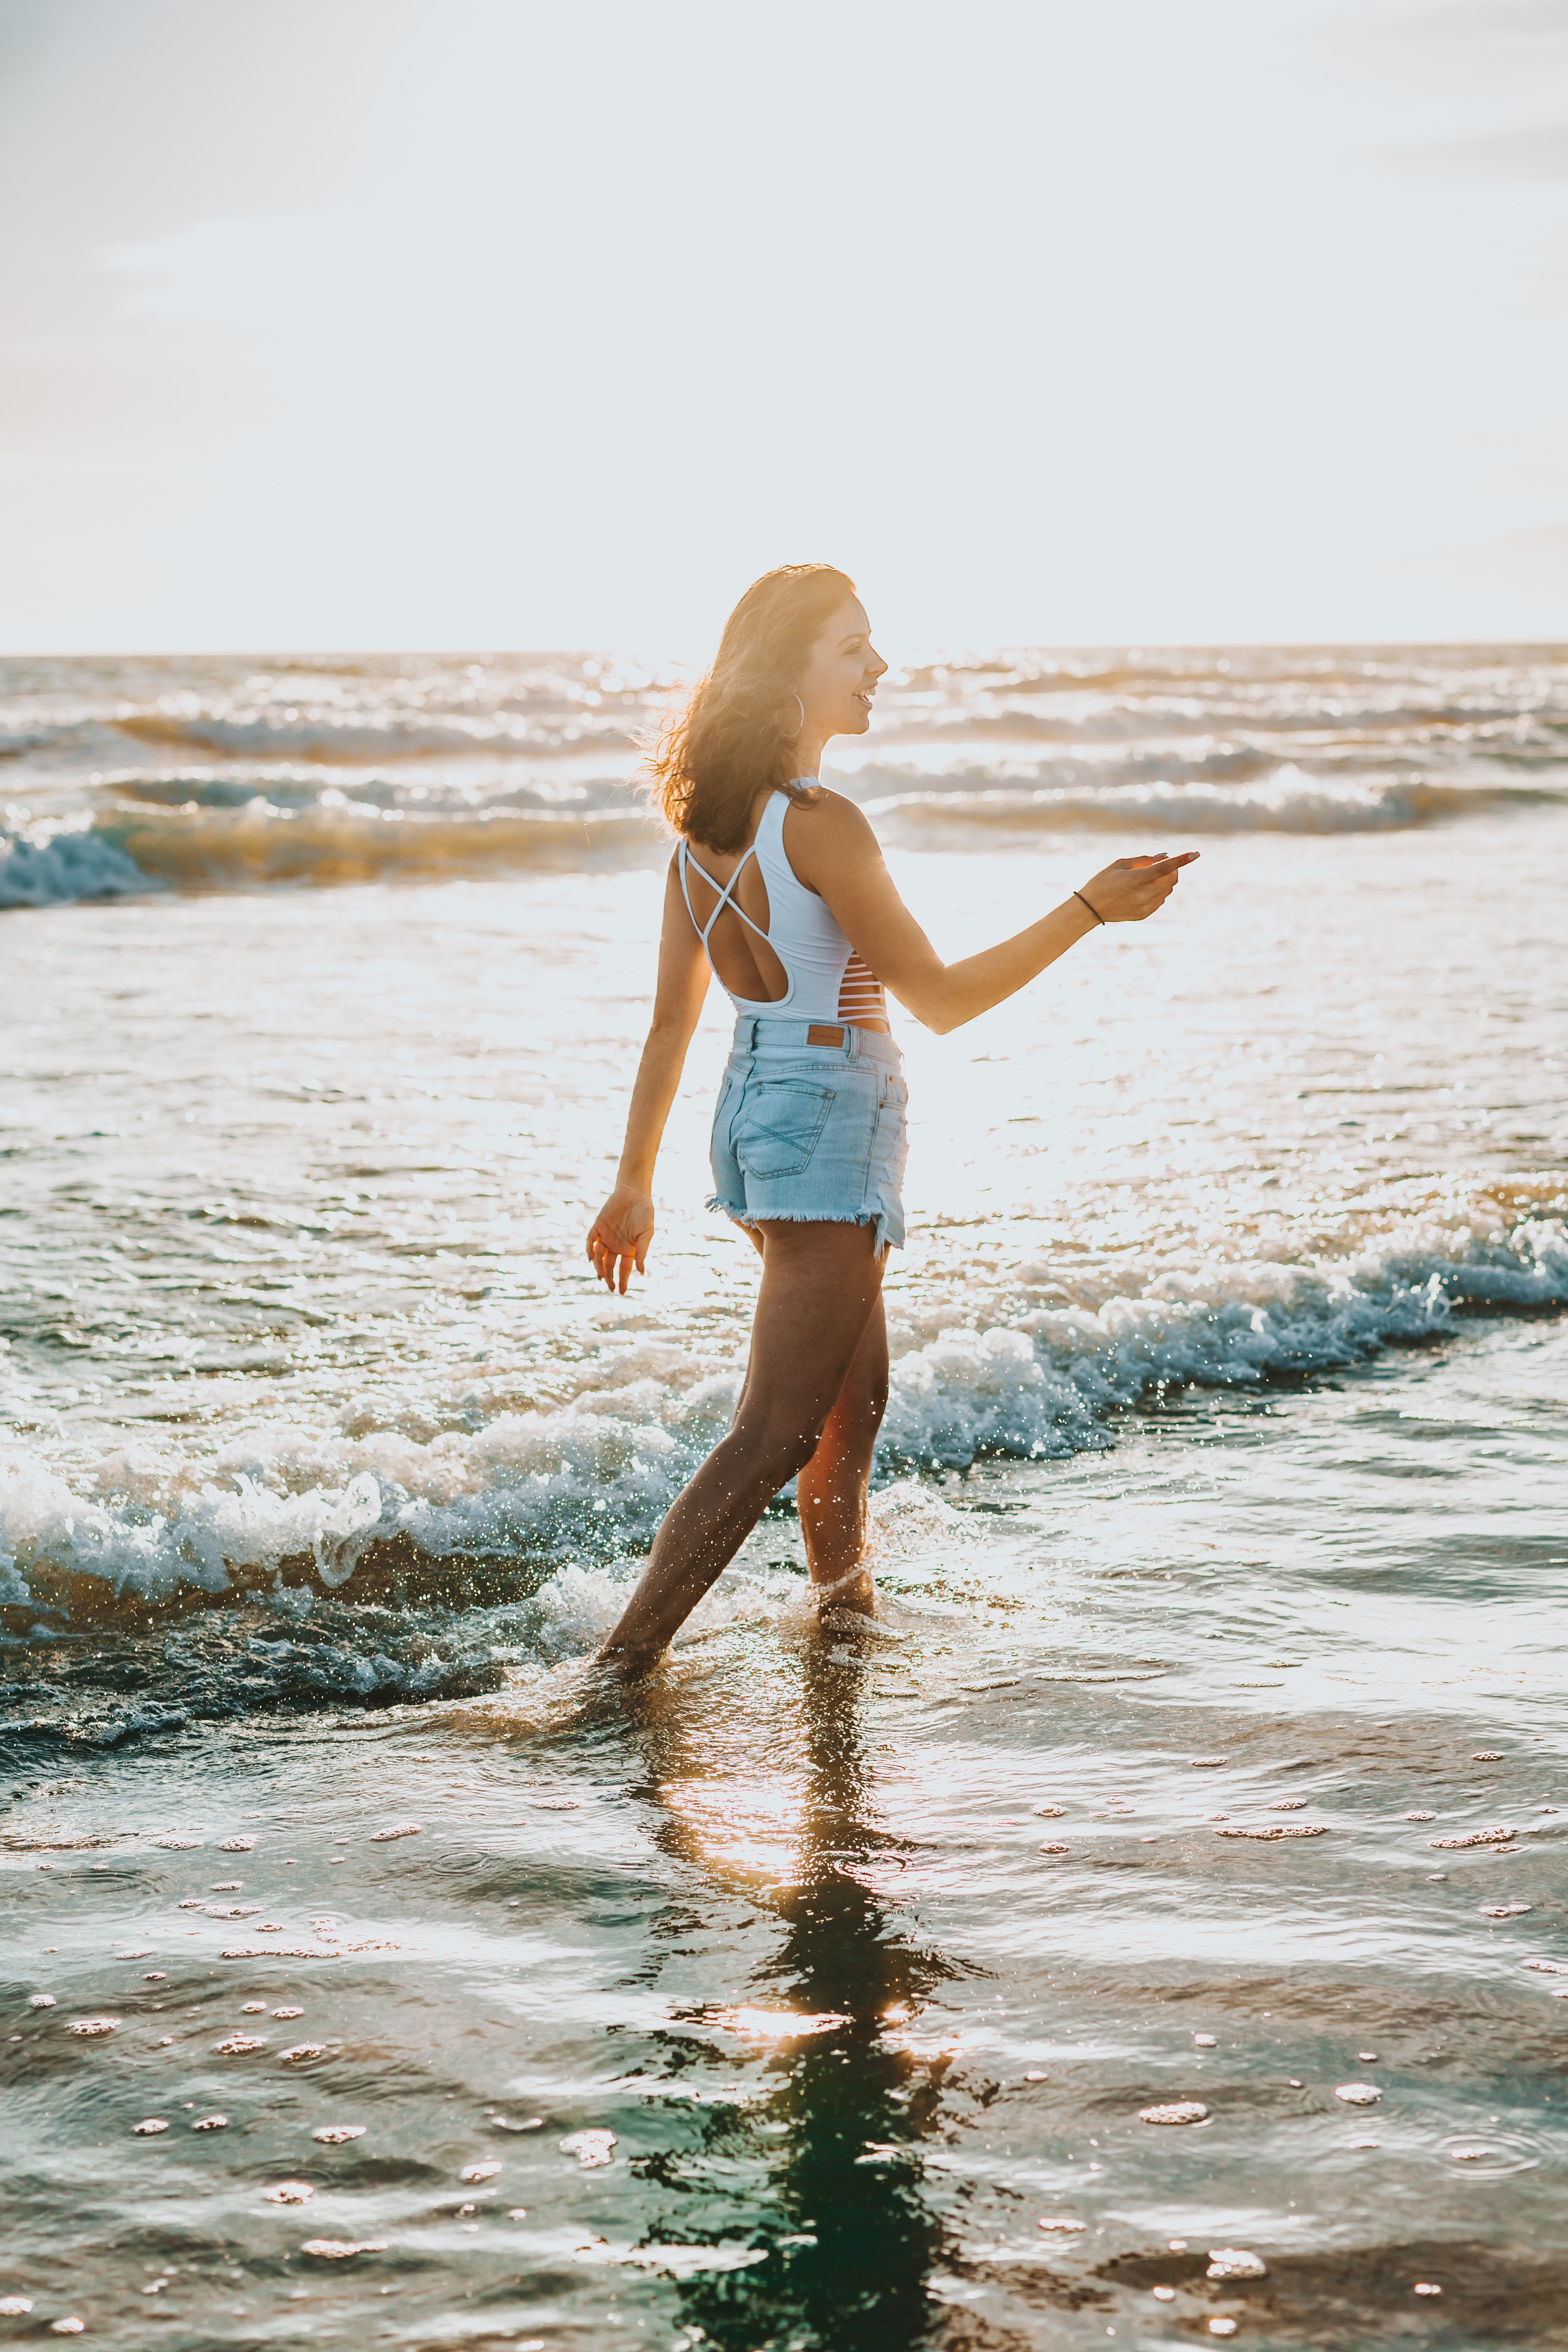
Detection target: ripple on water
<box><xmin>1439</xmin><ymin>2129</ymin><xmax>1544</xmax><ymax>2176</ymax></box>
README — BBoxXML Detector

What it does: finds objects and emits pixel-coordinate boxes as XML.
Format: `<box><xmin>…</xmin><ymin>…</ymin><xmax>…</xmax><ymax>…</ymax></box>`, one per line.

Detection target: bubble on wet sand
<box><xmin>1450</xmin><ymin>2144</ymin><xmax>1493</xmax><ymax>2161</ymax></box>
<box><xmin>177</xmin><ymin>1900</ymin><xmax>206</xmax><ymax>1911</ymax></box>
<box><xmin>1024</xmin><ymin>2068</ymin><xmax>1048</xmax><ymax>2081</ymax></box>
<box><xmin>300</xmin><ymin>2239</ymin><xmax>387</xmax><ymax>2260</ymax></box>
<box><xmin>1194</xmin><ymin>2034</ymin><xmax>1218</xmax><ymax>2047</ymax></box>
<box><xmin>1189</xmin><ymin>1758</ymin><xmax>1228</xmax><ymax>1768</ymax></box>
<box><xmin>29</xmin><ymin>1993</ymin><xmax>56</xmax><ymax>2008</ymax></box>
<box><xmin>265</xmin><ymin>2181</ymin><xmax>314</xmax><ymax>2204</ymax></box>
<box><xmin>1522</xmin><ymin>1958</ymin><xmax>1568</xmax><ymax>1976</ymax></box>
<box><xmin>1033</xmin><ymin>1804</ymin><xmax>1068</xmax><ymax>1818</ymax></box>
<box><xmin>241</xmin><ymin>2002</ymin><xmax>267</xmax><ymax>2014</ymax></box>
<box><xmin>214</xmin><ymin>2034</ymin><xmax>268</xmax><ymax>2055</ymax></box>
<box><xmin>273</xmin><ymin>2006</ymin><xmax>304</xmax><ymax>2019</ymax></box>
<box><xmin>1403</xmin><ymin>1811</ymin><xmax>1436</xmax><ymax>1822</ymax></box>
<box><xmin>312</xmin><ymin>2125</ymin><xmax>365</xmax><ymax>2144</ymax></box>
<box><xmin>1214</xmin><ymin>1823</ymin><xmax>1328</xmax><ymax>1839</ymax></box>
<box><xmin>1207</xmin><ymin>2249</ymin><xmax>1266</xmax><ymax>2280</ymax></box>
<box><xmin>211</xmin><ymin>1882</ymin><xmax>242</xmax><ymax>1892</ymax></box>
<box><xmin>1208</xmin><ymin>2323</ymin><xmax>1237</xmax><ymax>2338</ymax></box>
<box><xmin>1346</xmin><ymin>2136</ymin><xmax>1380</xmax><ymax>2148</ymax></box>
<box><xmin>1413</xmin><ymin>2282</ymin><xmax>1443</xmax><ymax>2296</ymax></box>
<box><xmin>48</xmin><ymin>2320</ymin><xmax>84</xmax><ymax>2336</ymax></box>
<box><xmin>113</xmin><ymin>1947</ymin><xmax>156</xmax><ymax>1960</ymax></box>
<box><xmin>1430</xmin><ymin>1826</ymin><xmax>1513</xmax><ymax>1848</ymax></box>
<box><xmin>1036</xmin><ymin>2215</ymin><xmax>1085</xmax><ymax>2232</ymax></box>
<box><xmin>1480</xmin><ymin>1902</ymin><xmax>1532</xmax><ymax>1918</ymax></box>
<box><xmin>1357</xmin><ymin>2051</ymin><xmax>1378</xmax><ymax>2061</ymax></box>
<box><xmin>217</xmin><ymin>1837</ymin><xmax>256</xmax><ymax>1853</ymax></box>
<box><xmin>191</xmin><ymin>2115</ymin><xmax>228</xmax><ymax>2130</ymax></box>
<box><xmin>0</xmin><ymin>2299</ymin><xmax>32</xmax><ymax>2316</ymax></box>
<box><xmin>1267</xmin><ymin>1799</ymin><xmax>1308</xmax><ymax>1811</ymax></box>
<box><xmin>560</xmin><ymin>2129</ymin><xmax>617</xmax><ymax>2166</ymax></box>
<box><xmin>1335</xmin><ymin>2083</ymin><xmax>1381</xmax><ymax>2105</ymax></box>
<box><xmin>150</xmin><ymin>1836</ymin><xmax>203</xmax><ymax>1850</ymax></box>
<box><xmin>132</xmin><ymin>2118</ymin><xmax>169</xmax><ymax>2135</ymax></box>
<box><xmin>488</xmin><ymin>2115</ymin><xmax>544</xmax><ymax>2132</ymax></box>
<box><xmin>1038</xmin><ymin>1842</ymin><xmax>1070</xmax><ymax>1855</ymax></box>
<box><xmin>279</xmin><ymin>2043</ymin><xmax>328</xmax><ymax>2064</ymax></box>
<box><xmin>459</xmin><ymin>2161</ymin><xmax>502</xmax><ymax>2183</ymax></box>
<box><xmin>1472</xmin><ymin>1751</ymin><xmax>1504</xmax><ymax>1761</ymax></box>
<box><xmin>369</xmin><ymin>1822</ymin><xmax>421</xmax><ymax>1842</ymax></box>
<box><xmin>1139</xmin><ymin>2101</ymin><xmax>1208</xmax><ymax>2125</ymax></box>
<box><xmin>65</xmin><ymin>2017</ymin><xmax>119</xmax><ymax>2037</ymax></box>
<box><xmin>1152</xmin><ymin>2285</ymin><xmax>1176</xmax><ymax>2301</ymax></box>
<box><xmin>142</xmin><ymin>1972</ymin><xmax>166</xmax><ymax>1981</ymax></box>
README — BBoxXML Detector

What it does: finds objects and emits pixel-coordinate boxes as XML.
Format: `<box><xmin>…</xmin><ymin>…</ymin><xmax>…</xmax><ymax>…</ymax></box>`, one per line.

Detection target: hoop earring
<box><xmin>784</xmin><ymin>692</ymin><xmax>805</xmax><ymax>739</ymax></box>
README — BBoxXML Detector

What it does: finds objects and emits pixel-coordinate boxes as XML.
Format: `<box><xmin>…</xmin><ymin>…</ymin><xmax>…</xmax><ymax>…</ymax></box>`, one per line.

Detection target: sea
<box><xmin>3</xmin><ymin>643</ymin><xmax>1566</xmax><ymax>2348</ymax></box>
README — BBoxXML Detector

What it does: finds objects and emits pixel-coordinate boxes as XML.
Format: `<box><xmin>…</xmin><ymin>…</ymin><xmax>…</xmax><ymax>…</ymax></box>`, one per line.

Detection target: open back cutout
<box><xmin>682</xmin><ymin>842</ymin><xmax>789</xmax><ymax>1004</ymax></box>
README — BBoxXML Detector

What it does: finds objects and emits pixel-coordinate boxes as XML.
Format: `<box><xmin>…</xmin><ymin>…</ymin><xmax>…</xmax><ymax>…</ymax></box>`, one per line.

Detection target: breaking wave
<box><xmin>4</xmin><ymin>1203</ymin><xmax>1562</xmax><ymax>1643</ymax></box>
<box><xmin>862</xmin><ymin>768</ymin><xmax>1562</xmax><ymax>836</ymax></box>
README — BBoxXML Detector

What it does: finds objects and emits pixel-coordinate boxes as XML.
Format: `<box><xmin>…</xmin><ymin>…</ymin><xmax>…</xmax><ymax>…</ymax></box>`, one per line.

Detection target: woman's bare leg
<box><xmin>596</xmin><ymin>1220</ymin><xmax>887</xmax><ymax>1671</ymax></box>
<box><xmin>796</xmin><ymin>1292</ymin><xmax>888</xmax><ymax>1616</ymax></box>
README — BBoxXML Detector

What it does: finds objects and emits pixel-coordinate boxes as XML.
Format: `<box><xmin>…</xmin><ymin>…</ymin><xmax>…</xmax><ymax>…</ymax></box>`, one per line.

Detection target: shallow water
<box><xmin>3</xmin><ymin>645</ymin><xmax>1567</xmax><ymax>2344</ymax></box>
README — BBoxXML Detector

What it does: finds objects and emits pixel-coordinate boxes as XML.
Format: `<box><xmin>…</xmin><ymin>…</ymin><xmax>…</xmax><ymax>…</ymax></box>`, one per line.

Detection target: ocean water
<box><xmin>3</xmin><ymin>645</ymin><xmax>1567</xmax><ymax>2347</ymax></box>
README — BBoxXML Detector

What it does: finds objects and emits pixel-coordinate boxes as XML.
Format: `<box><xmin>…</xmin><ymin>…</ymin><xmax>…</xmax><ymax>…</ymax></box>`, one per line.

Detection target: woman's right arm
<box><xmin>585</xmin><ymin>857</ymin><xmax>711</xmax><ymax>1293</ymax></box>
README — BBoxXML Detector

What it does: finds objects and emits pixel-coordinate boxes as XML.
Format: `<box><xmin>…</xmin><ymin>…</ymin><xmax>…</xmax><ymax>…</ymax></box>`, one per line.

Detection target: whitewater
<box><xmin>3</xmin><ymin>642</ymin><xmax>1567</xmax><ymax>2349</ymax></box>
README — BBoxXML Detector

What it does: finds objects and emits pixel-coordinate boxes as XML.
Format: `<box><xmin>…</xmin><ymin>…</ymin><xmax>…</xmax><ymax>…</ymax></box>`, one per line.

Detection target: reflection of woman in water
<box><xmin>614</xmin><ymin>1641</ymin><xmax>955</xmax><ymax>2345</ymax></box>
<box><xmin>587</xmin><ymin>564</ymin><xmax>1195</xmax><ymax>1672</ymax></box>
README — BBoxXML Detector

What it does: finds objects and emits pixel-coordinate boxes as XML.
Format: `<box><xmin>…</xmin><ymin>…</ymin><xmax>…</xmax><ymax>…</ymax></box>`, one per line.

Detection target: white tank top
<box><xmin>678</xmin><ymin>788</ymin><xmax>887</xmax><ymax>1025</ymax></box>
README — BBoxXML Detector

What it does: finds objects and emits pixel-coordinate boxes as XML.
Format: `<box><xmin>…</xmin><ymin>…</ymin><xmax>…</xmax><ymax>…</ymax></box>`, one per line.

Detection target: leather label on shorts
<box><xmin>805</xmin><ymin>1023</ymin><xmax>845</xmax><ymax>1047</ymax></box>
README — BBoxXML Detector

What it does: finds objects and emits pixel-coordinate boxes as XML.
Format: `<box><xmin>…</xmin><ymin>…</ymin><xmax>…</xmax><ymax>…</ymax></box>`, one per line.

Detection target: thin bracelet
<box><xmin>1073</xmin><ymin>889</ymin><xmax>1104</xmax><ymax>926</ymax></box>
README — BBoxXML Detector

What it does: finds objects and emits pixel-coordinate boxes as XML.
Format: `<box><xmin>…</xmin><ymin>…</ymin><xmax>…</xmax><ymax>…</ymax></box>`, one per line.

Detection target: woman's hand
<box><xmin>586</xmin><ymin>1187</ymin><xmax>655</xmax><ymax>1294</ymax></box>
<box><xmin>1075</xmin><ymin>851</ymin><xmax>1198</xmax><ymax>924</ymax></box>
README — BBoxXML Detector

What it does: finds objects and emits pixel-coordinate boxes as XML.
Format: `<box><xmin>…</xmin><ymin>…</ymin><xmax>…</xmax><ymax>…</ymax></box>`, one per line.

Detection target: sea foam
<box><xmin>3</xmin><ymin>1208</ymin><xmax>1561</xmax><ymax>1623</ymax></box>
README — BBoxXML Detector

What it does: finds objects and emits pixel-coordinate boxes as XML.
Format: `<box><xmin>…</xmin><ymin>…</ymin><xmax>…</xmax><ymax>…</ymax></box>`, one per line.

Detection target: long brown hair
<box><xmin>645</xmin><ymin>563</ymin><xmax>856</xmax><ymax>852</ymax></box>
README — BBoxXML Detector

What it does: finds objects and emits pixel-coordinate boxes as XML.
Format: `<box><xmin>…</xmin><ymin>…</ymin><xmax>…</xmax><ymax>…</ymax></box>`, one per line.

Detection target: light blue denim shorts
<box><xmin>708</xmin><ymin>1015</ymin><xmax>909</xmax><ymax>1253</ymax></box>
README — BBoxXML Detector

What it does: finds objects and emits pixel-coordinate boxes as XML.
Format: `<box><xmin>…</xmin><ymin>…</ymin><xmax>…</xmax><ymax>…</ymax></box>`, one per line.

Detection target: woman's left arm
<box><xmin>585</xmin><ymin>857</ymin><xmax>712</xmax><ymax>1293</ymax></box>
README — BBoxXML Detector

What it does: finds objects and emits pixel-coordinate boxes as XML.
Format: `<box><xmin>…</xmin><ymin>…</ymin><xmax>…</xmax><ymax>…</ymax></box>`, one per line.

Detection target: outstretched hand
<box><xmin>1075</xmin><ymin>851</ymin><xmax>1199</xmax><ymax>924</ymax></box>
<box><xmin>586</xmin><ymin>1187</ymin><xmax>655</xmax><ymax>1294</ymax></box>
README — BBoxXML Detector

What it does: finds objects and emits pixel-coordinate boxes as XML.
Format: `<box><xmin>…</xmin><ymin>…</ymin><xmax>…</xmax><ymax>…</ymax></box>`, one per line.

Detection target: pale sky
<box><xmin>2</xmin><ymin>0</ymin><xmax>1566</xmax><ymax>653</ymax></box>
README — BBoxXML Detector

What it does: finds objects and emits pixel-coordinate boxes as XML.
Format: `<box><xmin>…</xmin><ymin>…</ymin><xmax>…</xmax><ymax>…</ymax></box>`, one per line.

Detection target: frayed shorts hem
<box><xmin>705</xmin><ymin>1195</ymin><xmax>901</xmax><ymax>1255</ymax></box>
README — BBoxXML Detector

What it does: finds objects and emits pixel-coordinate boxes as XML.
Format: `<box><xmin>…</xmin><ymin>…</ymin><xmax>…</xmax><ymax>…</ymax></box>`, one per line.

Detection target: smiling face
<box><xmin>794</xmin><ymin>596</ymin><xmax>888</xmax><ymax>743</ymax></box>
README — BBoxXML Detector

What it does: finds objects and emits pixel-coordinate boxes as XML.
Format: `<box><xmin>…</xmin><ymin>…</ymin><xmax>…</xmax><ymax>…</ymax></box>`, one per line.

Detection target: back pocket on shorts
<box><xmin>735</xmin><ymin>1079</ymin><xmax>836</xmax><ymax>1178</ymax></box>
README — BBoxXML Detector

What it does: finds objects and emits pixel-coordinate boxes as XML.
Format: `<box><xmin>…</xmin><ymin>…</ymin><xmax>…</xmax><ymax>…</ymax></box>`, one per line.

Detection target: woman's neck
<box><xmin>792</xmin><ymin>726</ymin><xmax>827</xmax><ymax>780</ymax></box>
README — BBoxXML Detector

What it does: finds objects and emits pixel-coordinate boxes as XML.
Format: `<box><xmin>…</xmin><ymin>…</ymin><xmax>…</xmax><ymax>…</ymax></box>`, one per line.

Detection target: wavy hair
<box><xmin>645</xmin><ymin>563</ymin><xmax>857</xmax><ymax>852</ymax></box>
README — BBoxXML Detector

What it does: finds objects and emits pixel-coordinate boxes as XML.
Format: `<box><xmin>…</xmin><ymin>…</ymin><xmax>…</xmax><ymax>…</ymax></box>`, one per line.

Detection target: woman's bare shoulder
<box><xmin>781</xmin><ymin>787</ymin><xmax>882</xmax><ymax>893</ymax></box>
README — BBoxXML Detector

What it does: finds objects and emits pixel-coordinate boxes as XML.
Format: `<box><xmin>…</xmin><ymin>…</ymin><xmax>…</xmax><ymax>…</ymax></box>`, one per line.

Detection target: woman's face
<box><xmin>795</xmin><ymin>597</ymin><xmax>888</xmax><ymax>741</ymax></box>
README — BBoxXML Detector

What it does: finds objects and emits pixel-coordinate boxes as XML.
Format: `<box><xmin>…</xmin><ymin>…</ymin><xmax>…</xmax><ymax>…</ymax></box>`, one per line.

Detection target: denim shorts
<box><xmin>708</xmin><ymin>1015</ymin><xmax>909</xmax><ymax>1253</ymax></box>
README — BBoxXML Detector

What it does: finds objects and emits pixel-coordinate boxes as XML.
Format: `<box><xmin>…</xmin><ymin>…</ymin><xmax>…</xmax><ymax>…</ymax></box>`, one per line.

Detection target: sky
<box><xmin>1</xmin><ymin>0</ymin><xmax>1566</xmax><ymax>654</ymax></box>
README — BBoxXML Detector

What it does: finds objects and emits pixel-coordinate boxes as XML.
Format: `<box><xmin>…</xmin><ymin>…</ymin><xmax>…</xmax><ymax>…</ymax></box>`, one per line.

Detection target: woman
<box><xmin>586</xmin><ymin>564</ymin><xmax>1195</xmax><ymax>1672</ymax></box>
